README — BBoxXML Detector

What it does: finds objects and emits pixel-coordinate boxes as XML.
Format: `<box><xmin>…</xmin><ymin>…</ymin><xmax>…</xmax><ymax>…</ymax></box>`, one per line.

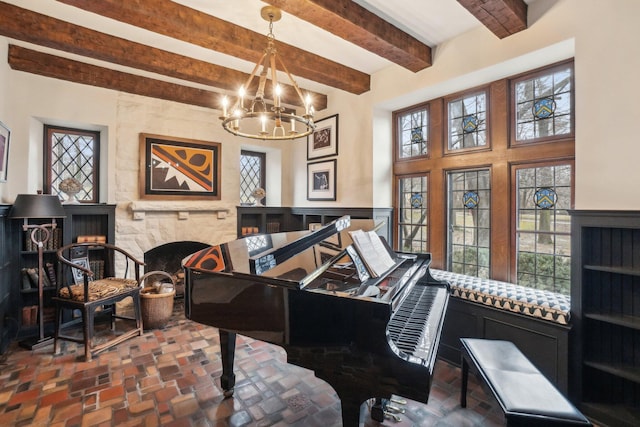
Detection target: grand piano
<box><xmin>183</xmin><ymin>216</ymin><xmax>449</xmax><ymax>425</ymax></box>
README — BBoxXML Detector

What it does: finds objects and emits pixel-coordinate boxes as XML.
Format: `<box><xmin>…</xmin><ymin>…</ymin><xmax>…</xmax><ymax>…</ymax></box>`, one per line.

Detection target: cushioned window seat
<box><xmin>430</xmin><ymin>269</ymin><xmax>571</xmax><ymax>326</ymax></box>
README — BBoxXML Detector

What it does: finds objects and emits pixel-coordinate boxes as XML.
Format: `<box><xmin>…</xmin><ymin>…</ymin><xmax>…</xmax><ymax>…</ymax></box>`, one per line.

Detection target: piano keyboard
<box><xmin>387</xmin><ymin>284</ymin><xmax>448</xmax><ymax>362</ymax></box>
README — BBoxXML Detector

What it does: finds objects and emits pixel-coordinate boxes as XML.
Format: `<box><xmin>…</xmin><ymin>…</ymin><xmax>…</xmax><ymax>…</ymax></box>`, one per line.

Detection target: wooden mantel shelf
<box><xmin>128</xmin><ymin>201</ymin><xmax>230</xmax><ymax>221</ymax></box>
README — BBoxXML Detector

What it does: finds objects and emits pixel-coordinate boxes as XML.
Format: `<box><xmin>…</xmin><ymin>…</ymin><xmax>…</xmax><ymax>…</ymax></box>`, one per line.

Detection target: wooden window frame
<box><xmin>446</xmin><ymin>167</ymin><xmax>492</xmax><ymax>278</ymax></box>
<box><xmin>509</xmin><ymin>59</ymin><xmax>575</xmax><ymax>147</ymax></box>
<box><xmin>393</xmin><ymin>103</ymin><xmax>430</xmax><ymax>162</ymax></box>
<box><xmin>395</xmin><ymin>173</ymin><xmax>430</xmax><ymax>253</ymax></box>
<box><xmin>443</xmin><ymin>85</ymin><xmax>491</xmax><ymax>156</ymax></box>
<box><xmin>509</xmin><ymin>159</ymin><xmax>575</xmax><ymax>288</ymax></box>
<box><xmin>392</xmin><ymin>60</ymin><xmax>575</xmax><ymax>285</ymax></box>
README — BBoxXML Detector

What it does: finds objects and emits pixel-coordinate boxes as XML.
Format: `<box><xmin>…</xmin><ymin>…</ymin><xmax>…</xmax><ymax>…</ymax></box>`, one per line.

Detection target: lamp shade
<box><xmin>9</xmin><ymin>194</ymin><xmax>66</xmax><ymax>219</ymax></box>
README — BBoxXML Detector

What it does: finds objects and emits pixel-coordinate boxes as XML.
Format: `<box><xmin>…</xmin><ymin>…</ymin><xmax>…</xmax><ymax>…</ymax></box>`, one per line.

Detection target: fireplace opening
<box><xmin>144</xmin><ymin>241</ymin><xmax>210</xmax><ymax>298</ymax></box>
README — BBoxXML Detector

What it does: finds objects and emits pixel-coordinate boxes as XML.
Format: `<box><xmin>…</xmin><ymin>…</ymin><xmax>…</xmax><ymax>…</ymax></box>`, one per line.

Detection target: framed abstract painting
<box><xmin>139</xmin><ymin>134</ymin><xmax>221</xmax><ymax>200</ymax></box>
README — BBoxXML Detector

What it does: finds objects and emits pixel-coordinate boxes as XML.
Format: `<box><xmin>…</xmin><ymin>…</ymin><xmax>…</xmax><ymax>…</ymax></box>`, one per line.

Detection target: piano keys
<box><xmin>183</xmin><ymin>216</ymin><xmax>449</xmax><ymax>425</ymax></box>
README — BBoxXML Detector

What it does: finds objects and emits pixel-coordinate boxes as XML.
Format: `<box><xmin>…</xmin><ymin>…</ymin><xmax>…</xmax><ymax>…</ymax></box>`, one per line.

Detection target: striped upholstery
<box><xmin>430</xmin><ymin>269</ymin><xmax>570</xmax><ymax>325</ymax></box>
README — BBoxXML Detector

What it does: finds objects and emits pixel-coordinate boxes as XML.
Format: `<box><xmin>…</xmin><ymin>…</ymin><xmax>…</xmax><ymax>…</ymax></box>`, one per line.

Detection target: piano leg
<box><xmin>219</xmin><ymin>329</ymin><xmax>237</xmax><ymax>398</ymax></box>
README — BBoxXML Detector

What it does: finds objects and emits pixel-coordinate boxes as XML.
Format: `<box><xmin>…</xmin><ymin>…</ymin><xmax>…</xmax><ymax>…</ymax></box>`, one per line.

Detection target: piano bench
<box><xmin>460</xmin><ymin>338</ymin><xmax>591</xmax><ymax>427</ymax></box>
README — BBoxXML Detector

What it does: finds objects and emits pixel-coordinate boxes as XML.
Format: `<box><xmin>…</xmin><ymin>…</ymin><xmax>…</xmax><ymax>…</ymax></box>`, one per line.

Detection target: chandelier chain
<box><xmin>219</xmin><ymin>6</ymin><xmax>315</xmax><ymax>141</ymax></box>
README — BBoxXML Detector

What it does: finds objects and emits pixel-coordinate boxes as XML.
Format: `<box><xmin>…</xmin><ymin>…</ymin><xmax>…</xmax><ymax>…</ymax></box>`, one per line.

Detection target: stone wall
<box><xmin>111</xmin><ymin>94</ymin><xmax>241</xmax><ymax>265</ymax></box>
<box><xmin>114</xmin><ymin>202</ymin><xmax>238</xmax><ymax>264</ymax></box>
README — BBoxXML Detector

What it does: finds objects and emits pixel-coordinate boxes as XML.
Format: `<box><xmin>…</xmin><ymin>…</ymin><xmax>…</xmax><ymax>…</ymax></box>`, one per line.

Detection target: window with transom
<box><xmin>44</xmin><ymin>125</ymin><xmax>100</xmax><ymax>203</ymax></box>
<box><xmin>392</xmin><ymin>60</ymin><xmax>575</xmax><ymax>294</ymax></box>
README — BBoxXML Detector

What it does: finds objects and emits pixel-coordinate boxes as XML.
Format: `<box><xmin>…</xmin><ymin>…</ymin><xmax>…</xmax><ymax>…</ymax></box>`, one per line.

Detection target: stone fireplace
<box><xmin>112</xmin><ymin>201</ymin><xmax>237</xmax><ymax>293</ymax></box>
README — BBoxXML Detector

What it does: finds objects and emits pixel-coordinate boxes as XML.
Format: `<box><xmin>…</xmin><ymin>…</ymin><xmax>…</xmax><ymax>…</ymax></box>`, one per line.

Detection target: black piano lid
<box><xmin>183</xmin><ymin>216</ymin><xmax>357</xmax><ymax>289</ymax></box>
<box><xmin>249</xmin><ymin>216</ymin><xmax>350</xmax><ymax>275</ymax></box>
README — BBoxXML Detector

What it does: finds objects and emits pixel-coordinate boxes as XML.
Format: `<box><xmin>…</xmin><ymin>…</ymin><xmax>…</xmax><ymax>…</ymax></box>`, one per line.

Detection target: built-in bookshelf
<box><xmin>0</xmin><ymin>205</ymin><xmax>18</xmax><ymax>354</ymax></box>
<box><xmin>16</xmin><ymin>204</ymin><xmax>115</xmax><ymax>339</ymax></box>
<box><xmin>237</xmin><ymin>206</ymin><xmax>394</xmax><ymax>243</ymax></box>
<box><xmin>569</xmin><ymin>210</ymin><xmax>640</xmax><ymax>427</ymax></box>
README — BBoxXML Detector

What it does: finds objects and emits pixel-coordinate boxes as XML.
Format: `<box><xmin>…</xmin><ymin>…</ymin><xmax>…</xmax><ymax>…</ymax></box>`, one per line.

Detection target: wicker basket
<box><xmin>140</xmin><ymin>271</ymin><xmax>175</xmax><ymax>329</ymax></box>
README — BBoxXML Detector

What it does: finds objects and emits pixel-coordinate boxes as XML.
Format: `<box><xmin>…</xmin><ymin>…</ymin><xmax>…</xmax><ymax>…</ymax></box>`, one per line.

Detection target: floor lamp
<box><xmin>10</xmin><ymin>193</ymin><xmax>66</xmax><ymax>350</ymax></box>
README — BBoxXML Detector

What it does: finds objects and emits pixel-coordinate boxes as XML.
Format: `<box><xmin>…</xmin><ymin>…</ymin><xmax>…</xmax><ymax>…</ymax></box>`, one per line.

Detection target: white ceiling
<box><xmin>4</xmin><ymin>0</ymin><xmax>534</xmax><ymax>95</ymax></box>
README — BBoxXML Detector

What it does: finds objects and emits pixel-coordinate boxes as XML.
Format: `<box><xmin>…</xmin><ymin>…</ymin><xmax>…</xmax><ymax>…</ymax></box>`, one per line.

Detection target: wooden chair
<box><xmin>53</xmin><ymin>242</ymin><xmax>144</xmax><ymax>361</ymax></box>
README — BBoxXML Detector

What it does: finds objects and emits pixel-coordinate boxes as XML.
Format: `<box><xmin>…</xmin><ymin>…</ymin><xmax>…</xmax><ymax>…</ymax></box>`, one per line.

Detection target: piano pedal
<box><xmin>386</xmin><ymin>404</ymin><xmax>405</xmax><ymax>414</ymax></box>
<box><xmin>384</xmin><ymin>411</ymin><xmax>402</xmax><ymax>422</ymax></box>
<box><xmin>390</xmin><ymin>397</ymin><xmax>407</xmax><ymax>405</ymax></box>
<box><xmin>369</xmin><ymin>398</ymin><xmax>403</xmax><ymax>423</ymax></box>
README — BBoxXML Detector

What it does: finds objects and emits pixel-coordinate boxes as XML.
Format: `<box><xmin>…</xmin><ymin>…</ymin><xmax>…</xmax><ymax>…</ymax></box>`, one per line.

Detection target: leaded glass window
<box><xmin>448</xmin><ymin>91</ymin><xmax>487</xmax><ymax>151</ymax></box>
<box><xmin>45</xmin><ymin>126</ymin><xmax>99</xmax><ymax>203</ymax></box>
<box><xmin>513</xmin><ymin>64</ymin><xmax>573</xmax><ymax>142</ymax></box>
<box><xmin>240</xmin><ymin>150</ymin><xmax>266</xmax><ymax>205</ymax></box>
<box><xmin>515</xmin><ymin>163</ymin><xmax>572</xmax><ymax>295</ymax></box>
<box><xmin>397</xmin><ymin>107</ymin><xmax>428</xmax><ymax>159</ymax></box>
<box><xmin>398</xmin><ymin>175</ymin><xmax>428</xmax><ymax>252</ymax></box>
<box><xmin>447</xmin><ymin>169</ymin><xmax>491</xmax><ymax>278</ymax></box>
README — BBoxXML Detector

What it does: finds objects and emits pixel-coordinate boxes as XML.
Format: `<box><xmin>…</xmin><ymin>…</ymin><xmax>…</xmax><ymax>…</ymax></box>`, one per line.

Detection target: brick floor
<box><xmin>0</xmin><ymin>304</ymin><xmax>505</xmax><ymax>426</ymax></box>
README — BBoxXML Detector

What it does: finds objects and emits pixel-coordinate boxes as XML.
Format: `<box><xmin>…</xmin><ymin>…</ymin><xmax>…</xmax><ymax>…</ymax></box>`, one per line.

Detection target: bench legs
<box><xmin>460</xmin><ymin>353</ymin><xmax>469</xmax><ymax>408</ymax></box>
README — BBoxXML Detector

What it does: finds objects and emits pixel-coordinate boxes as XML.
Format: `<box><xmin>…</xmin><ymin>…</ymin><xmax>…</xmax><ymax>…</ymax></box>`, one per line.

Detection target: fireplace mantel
<box><xmin>129</xmin><ymin>201</ymin><xmax>230</xmax><ymax>221</ymax></box>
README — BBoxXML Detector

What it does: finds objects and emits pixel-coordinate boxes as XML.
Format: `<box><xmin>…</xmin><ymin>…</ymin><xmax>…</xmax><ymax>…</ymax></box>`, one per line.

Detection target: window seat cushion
<box><xmin>430</xmin><ymin>269</ymin><xmax>570</xmax><ymax>325</ymax></box>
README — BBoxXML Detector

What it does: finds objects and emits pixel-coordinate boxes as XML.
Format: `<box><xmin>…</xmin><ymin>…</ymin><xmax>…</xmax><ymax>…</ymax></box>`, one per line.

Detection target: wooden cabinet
<box><xmin>236</xmin><ymin>207</ymin><xmax>300</xmax><ymax>237</ymax></box>
<box><xmin>569</xmin><ymin>210</ymin><xmax>640</xmax><ymax>427</ymax></box>
<box><xmin>15</xmin><ymin>204</ymin><xmax>115</xmax><ymax>339</ymax></box>
<box><xmin>0</xmin><ymin>204</ymin><xmax>18</xmax><ymax>354</ymax></box>
<box><xmin>236</xmin><ymin>206</ymin><xmax>394</xmax><ymax>243</ymax></box>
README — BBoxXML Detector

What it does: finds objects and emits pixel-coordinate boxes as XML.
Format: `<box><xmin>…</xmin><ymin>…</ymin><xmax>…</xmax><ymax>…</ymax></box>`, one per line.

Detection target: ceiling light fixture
<box><xmin>220</xmin><ymin>6</ymin><xmax>315</xmax><ymax>140</ymax></box>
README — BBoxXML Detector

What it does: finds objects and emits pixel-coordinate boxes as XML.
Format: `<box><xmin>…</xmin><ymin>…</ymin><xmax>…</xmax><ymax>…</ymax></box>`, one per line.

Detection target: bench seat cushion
<box><xmin>462</xmin><ymin>339</ymin><xmax>591</xmax><ymax>425</ymax></box>
<box><xmin>431</xmin><ymin>269</ymin><xmax>570</xmax><ymax>325</ymax></box>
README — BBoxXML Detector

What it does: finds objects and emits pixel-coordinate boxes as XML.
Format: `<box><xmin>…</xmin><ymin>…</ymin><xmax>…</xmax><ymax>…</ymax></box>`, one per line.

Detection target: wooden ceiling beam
<box><xmin>262</xmin><ymin>0</ymin><xmax>432</xmax><ymax>72</ymax></box>
<box><xmin>0</xmin><ymin>2</ymin><xmax>327</xmax><ymax>110</ymax></box>
<box><xmin>8</xmin><ymin>44</ymin><xmax>225</xmax><ymax>110</ymax></box>
<box><xmin>57</xmin><ymin>0</ymin><xmax>370</xmax><ymax>94</ymax></box>
<box><xmin>457</xmin><ymin>0</ymin><xmax>527</xmax><ymax>39</ymax></box>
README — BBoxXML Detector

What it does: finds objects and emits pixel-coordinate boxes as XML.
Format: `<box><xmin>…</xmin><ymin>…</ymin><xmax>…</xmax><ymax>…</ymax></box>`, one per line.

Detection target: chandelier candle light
<box><xmin>220</xmin><ymin>6</ymin><xmax>315</xmax><ymax>140</ymax></box>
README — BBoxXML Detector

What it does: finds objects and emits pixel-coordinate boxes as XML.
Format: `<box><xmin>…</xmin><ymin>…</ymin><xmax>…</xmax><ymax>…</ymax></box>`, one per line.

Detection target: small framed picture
<box><xmin>307</xmin><ymin>159</ymin><xmax>336</xmax><ymax>201</ymax></box>
<box><xmin>307</xmin><ymin>114</ymin><xmax>338</xmax><ymax>160</ymax></box>
<box><xmin>0</xmin><ymin>121</ymin><xmax>10</xmax><ymax>182</ymax></box>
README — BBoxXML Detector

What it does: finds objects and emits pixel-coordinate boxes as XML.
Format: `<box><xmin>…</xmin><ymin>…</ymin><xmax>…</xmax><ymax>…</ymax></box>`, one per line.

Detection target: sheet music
<box><xmin>349</xmin><ymin>230</ymin><xmax>396</xmax><ymax>277</ymax></box>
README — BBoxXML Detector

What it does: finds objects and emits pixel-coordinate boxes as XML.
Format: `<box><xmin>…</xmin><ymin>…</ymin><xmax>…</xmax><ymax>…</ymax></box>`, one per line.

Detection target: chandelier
<box><xmin>220</xmin><ymin>6</ymin><xmax>315</xmax><ymax>140</ymax></box>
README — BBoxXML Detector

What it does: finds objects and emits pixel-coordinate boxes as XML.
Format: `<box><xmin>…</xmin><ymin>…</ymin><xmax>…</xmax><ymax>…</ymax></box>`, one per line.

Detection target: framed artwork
<box><xmin>0</xmin><ymin>121</ymin><xmax>10</xmax><ymax>182</ymax></box>
<box><xmin>307</xmin><ymin>114</ymin><xmax>338</xmax><ymax>160</ymax></box>
<box><xmin>307</xmin><ymin>159</ymin><xmax>336</xmax><ymax>201</ymax></box>
<box><xmin>139</xmin><ymin>133</ymin><xmax>221</xmax><ymax>200</ymax></box>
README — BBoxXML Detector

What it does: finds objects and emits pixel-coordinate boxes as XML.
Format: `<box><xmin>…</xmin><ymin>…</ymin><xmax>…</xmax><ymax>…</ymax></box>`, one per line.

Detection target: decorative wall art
<box><xmin>139</xmin><ymin>134</ymin><xmax>221</xmax><ymax>200</ymax></box>
<box><xmin>307</xmin><ymin>114</ymin><xmax>338</xmax><ymax>160</ymax></box>
<box><xmin>307</xmin><ymin>159</ymin><xmax>336</xmax><ymax>201</ymax></box>
<box><xmin>0</xmin><ymin>121</ymin><xmax>10</xmax><ymax>182</ymax></box>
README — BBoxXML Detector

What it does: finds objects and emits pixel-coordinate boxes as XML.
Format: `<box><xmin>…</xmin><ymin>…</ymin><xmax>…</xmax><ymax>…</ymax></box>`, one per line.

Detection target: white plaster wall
<box><xmin>291</xmin><ymin>89</ymin><xmax>375</xmax><ymax>207</ymax></box>
<box><xmin>364</xmin><ymin>0</ymin><xmax>640</xmax><ymax>210</ymax></box>
<box><xmin>572</xmin><ymin>0</ymin><xmax>640</xmax><ymax>209</ymax></box>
